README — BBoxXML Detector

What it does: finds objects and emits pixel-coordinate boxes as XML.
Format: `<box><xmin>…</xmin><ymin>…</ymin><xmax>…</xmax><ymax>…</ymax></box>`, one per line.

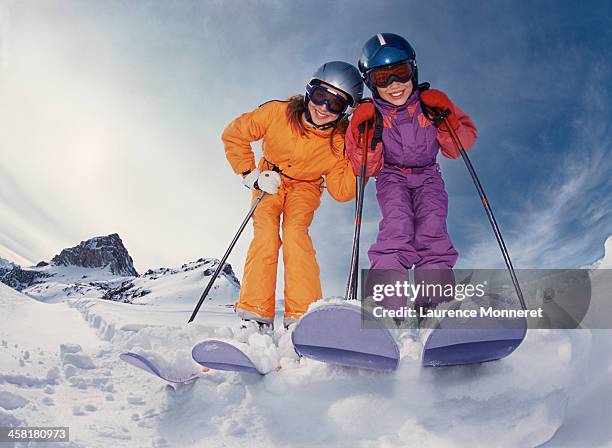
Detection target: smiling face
<box><xmin>377</xmin><ymin>79</ymin><xmax>414</xmax><ymax>106</ymax></box>
<box><xmin>306</xmin><ymin>84</ymin><xmax>349</xmax><ymax>126</ymax></box>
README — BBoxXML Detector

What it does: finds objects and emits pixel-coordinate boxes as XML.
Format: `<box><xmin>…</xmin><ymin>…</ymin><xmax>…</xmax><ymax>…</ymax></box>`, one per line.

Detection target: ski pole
<box><xmin>345</xmin><ymin>122</ymin><xmax>371</xmax><ymax>301</ymax></box>
<box><xmin>188</xmin><ymin>190</ymin><xmax>266</xmax><ymax>323</ymax></box>
<box><xmin>436</xmin><ymin>111</ymin><xmax>527</xmax><ymax>311</ymax></box>
<box><xmin>345</xmin><ymin>172</ymin><xmax>362</xmax><ymax>301</ymax></box>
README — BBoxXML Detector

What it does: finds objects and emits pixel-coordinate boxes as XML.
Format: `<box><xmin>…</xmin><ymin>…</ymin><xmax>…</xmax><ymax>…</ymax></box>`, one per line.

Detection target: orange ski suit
<box><xmin>222</xmin><ymin>99</ymin><xmax>357</xmax><ymax>324</ymax></box>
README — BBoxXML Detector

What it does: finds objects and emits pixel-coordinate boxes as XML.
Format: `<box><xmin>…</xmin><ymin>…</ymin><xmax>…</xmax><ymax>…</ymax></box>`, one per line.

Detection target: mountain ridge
<box><xmin>0</xmin><ymin>234</ymin><xmax>240</xmax><ymax>308</ymax></box>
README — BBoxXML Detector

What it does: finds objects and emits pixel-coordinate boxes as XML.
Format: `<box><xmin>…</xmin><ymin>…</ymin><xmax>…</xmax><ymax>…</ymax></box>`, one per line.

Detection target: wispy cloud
<box><xmin>459</xmin><ymin>61</ymin><xmax>612</xmax><ymax>268</ymax></box>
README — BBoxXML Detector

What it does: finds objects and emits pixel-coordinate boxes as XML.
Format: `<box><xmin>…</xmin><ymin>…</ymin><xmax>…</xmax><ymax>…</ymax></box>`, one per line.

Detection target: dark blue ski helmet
<box><xmin>358</xmin><ymin>33</ymin><xmax>418</xmax><ymax>86</ymax></box>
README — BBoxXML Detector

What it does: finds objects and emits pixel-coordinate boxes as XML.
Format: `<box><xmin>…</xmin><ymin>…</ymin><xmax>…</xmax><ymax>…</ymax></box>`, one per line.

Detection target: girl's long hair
<box><xmin>286</xmin><ymin>94</ymin><xmax>348</xmax><ymax>157</ymax></box>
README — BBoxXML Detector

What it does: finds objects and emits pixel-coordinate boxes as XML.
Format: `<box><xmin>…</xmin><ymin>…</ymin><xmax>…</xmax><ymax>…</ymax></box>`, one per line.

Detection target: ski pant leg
<box><xmin>368</xmin><ymin>171</ymin><xmax>418</xmax><ymax>269</ymax></box>
<box><xmin>236</xmin><ymin>188</ymin><xmax>284</xmax><ymax>323</ymax></box>
<box><xmin>281</xmin><ymin>180</ymin><xmax>323</xmax><ymax>322</ymax></box>
<box><xmin>412</xmin><ymin>170</ymin><xmax>457</xmax><ymax>269</ymax></box>
<box><xmin>367</xmin><ymin>171</ymin><xmax>415</xmax><ymax>312</ymax></box>
<box><xmin>412</xmin><ymin>170</ymin><xmax>457</xmax><ymax>308</ymax></box>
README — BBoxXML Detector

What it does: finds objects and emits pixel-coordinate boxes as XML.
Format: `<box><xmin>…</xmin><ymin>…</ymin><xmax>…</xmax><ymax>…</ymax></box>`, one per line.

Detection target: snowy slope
<box><xmin>0</xmin><ymin>280</ymin><xmax>592</xmax><ymax>448</ymax></box>
<box><xmin>0</xmin><ymin>283</ymin><xmax>106</xmax><ymax>438</ymax></box>
<box><xmin>124</xmin><ymin>258</ymin><xmax>239</xmax><ymax>309</ymax></box>
<box><xmin>19</xmin><ymin>264</ymin><xmax>130</xmax><ymax>303</ymax></box>
<box><xmin>15</xmin><ymin>258</ymin><xmax>239</xmax><ymax>311</ymax></box>
<box><xmin>542</xmin><ymin>236</ymin><xmax>612</xmax><ymax>447</ymax></box>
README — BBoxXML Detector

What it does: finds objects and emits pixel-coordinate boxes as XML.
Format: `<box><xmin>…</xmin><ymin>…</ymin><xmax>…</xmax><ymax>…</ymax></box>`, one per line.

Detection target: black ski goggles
<box><xmin>306</xmin><ymin>84</ymin><xmax>351</xmax><ymax>114</ymax></box>
<box><xmin>366</xmin><ymin>60</ymin><xmax>415</xmax><ymax>88</ymax></box>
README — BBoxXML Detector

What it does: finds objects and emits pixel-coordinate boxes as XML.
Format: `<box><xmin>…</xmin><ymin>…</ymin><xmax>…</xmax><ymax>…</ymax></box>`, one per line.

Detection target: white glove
<box><xmin>241</xmin><ymin>169</ymin><xmax>260</xmax><ymax>190</ymax></box>
<box><xmin>257</xmin><ymin>170</ymin><xmax>281</xmax><ymax>194</ymax></box>
<box><xmin>241</xmin><ymin>169</ymin><xmax>281</xmax><ymax>194</ymax></box>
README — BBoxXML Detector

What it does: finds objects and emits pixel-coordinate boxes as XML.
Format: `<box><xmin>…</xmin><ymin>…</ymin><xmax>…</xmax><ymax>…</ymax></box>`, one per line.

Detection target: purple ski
<box><xmin>420</xmin><ymin>306</ymin><xmax>527</xmax><ymax>367</ymax></box>
<box><xmin>120</xmin><ymin>352</ymin><xmax>200</xmax><ymax>383</ymax></box>
<box><xmin>421</xmin><ymin>269</ymin><xmax>590</xmax><ymax>367</ymax></box>
<box><xmin>192</xmin><ymin>339</ymin><xmax>265</xmax><ymax>375</ymax></box>
<box><xmin>292</xmin><ymin>303</ymin><xmax>400</xmax><ymax>371</ymax></box>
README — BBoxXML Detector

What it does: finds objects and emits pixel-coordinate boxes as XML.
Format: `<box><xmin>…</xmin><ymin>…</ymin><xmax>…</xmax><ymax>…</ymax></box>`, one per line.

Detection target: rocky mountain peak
<box><xmin>0</xmin><ymin>257</ymin><xmax>17</xmax><ymax>271</ymax></box>
<box><xmin>51</xmin><ymin>233</ymin><xmax>138</xmax><ymax>276</ymax></box>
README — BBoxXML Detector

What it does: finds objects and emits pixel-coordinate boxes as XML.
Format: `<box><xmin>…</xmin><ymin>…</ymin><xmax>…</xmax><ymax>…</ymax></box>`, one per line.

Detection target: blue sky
<box><xmin>1</xmin><ymin>1</ymin><xmax>611</xmax><ymax>296</ymax></box>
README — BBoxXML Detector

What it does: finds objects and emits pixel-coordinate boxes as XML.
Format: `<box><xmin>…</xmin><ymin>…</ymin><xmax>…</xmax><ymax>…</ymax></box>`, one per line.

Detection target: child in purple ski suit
<box><xmin>346</xmin><ymin>33</ymin><xmax>477</xmax><ymax>311</ymax></box>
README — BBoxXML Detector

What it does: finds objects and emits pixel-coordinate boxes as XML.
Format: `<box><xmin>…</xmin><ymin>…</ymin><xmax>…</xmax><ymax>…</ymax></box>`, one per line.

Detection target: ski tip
<box><xmin>292</xmin><ymin>304</ymin><xmax>400</xmax><ymax>372</ymax></box>
<box><xmin>192</xmin><ymin>339</ymin><xmax>265</xmax><ymax>375</ymax></box>
<box><xmin>120</xmin><ymin>352</ymin><xmax>201</xmax><ymax>384</ymax></box>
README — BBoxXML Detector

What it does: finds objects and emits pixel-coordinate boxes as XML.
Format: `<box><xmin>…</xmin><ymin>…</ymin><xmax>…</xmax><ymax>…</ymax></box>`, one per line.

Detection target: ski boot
<box><xmin>240</xmin><ymin>318</ymin><xmax>274</xmax><ymax>333</ymax></box>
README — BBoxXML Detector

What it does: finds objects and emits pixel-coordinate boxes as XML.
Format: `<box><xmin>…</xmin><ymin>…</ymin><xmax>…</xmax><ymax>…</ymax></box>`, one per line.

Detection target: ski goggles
<box><xmin>306</xmin><ymin>83</ymin><xmax>351</xmax><ymax>114</ymax></box>
<box><xmin>366</xmin><ymin>60</ymin><xmax>415</xmax><ymax>88</ymax></box>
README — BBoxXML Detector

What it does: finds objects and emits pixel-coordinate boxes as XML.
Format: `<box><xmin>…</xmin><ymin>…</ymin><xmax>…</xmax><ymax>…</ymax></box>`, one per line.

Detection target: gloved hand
<box><xmin>349</xmin><ymin>101</ymin><xmax>376</xmax><ymax>142</ymax></box>
<box><xmin>257</xmin><ymin>170</ymin><xmax>281</xmax><ymax>194</ymax></box>
<box><xmin>241</xmin><ymin>169</ymin><xmax>260</xmax><ymax>190</ymax></box>
<box><xmin>242</xmin><ymin>169</ymin><xmax>281</xmax><ymax>194</ymax></box>
<box><xmin>345</xmin><ymin>101</ymin><xmax>384</xmax><ymax>178</ymax></box>
<box><xmin>420</xmin><ymin>89</ymin><xmax>459</xmax><ymax>130</ymax></box>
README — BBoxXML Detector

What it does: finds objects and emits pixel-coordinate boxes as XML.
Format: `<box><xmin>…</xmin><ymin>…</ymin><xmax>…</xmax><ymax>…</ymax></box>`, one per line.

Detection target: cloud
<box><xmin>459</xmin><ymin>60</ymin><xmax>612</xmax><ymax>268</ymax></box>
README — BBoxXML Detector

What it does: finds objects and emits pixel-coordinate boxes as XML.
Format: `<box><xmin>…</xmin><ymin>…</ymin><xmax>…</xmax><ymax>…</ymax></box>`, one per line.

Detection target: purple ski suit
<box><xmin>367</xmin><ymin>89</ymin><xmax>477</xmax><ymax>270</ymax></box>
<box><xmin>355</xmin><ymin>89</ymin><xmax>477</xmax><ymax>309</ymax></box>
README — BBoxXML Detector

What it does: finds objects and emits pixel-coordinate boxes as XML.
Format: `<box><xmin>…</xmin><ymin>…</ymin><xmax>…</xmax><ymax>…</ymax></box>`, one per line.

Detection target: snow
<box><xmin>20</xmin><ymin>264</ymin><xmax>129</xmax><ymax>303</ymax></box>
<box><xmin>540</xmin><ymin>237</ymin><xmax>612</xmax><ymax>446</ymax></box>
<box><xmin>61</xmin><ymin>350</ymin><xmax>96</xmax><ymax>370</ymax></box>
<box><xmin>594</xmin><ymin>235</ymin><xmax>612</xmax><ymax>270</ymax></box>
<box><xmin>0</xmin><ymin>238</ymin><xmax>611</xmax><ymax>447</ymax></box>
<box><xmin>0</xmin><ymin>390</ymin><xmax>29</xmax><ymax>410</ymax></box>
<box><xmin>0</xmin><ymin>283</ymin><xmax>579</xmax><ymax>447</ymax></box>
<box><xmin>130</xmin><ymin>259</ymin><xmax>239</xmax><ymax>308</ymax></box>
<box><xmin>20</xmin><ymin>258</ymin><xmax>238</xmax><ymax>311</ymax></box>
